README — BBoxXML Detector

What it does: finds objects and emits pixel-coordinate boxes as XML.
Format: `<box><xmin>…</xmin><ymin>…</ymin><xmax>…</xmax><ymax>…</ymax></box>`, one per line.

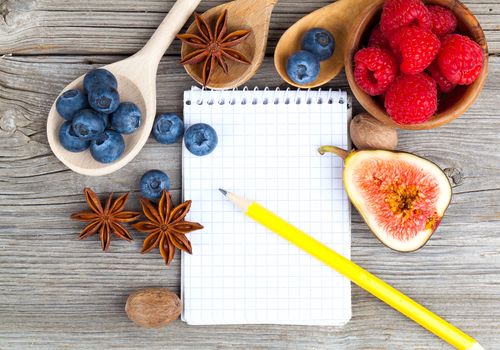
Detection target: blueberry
<box><xmin>88</xmin><ymin>83</ymin><xmax>120</xmax><ymax>114</ymax></box>
<box><xmin>184</xmin><ymin>123</ymin><xmax>218</xmax><ymax>156</ymax></box>
<box><xmin>286</xmin><ymin>50</ymin><xmax>320</xmax><ymax>85</ymax></box>
<box><xmin>99</xmin><ymin>112</ymin><xmax>110</xmax><ymax>129</ymax></box>
<box><xmin>72</xmin><ymin>109</ymin><xmax>107</xmax><ymax>140</ymax></box>
<box><xmin>301</xmin><ymin>28</ymin><xmax>335</xmax><ymax>61</ymax></box>
<box><xmin>59</xmin><ymin>121</ymin><xmax>90</xmax><ymax>152</ymax></box>
<box><xmin>110</xmin><ymin>102</ymin><xmax>142</xmax><ymax>134</ymax></box>
<box><xmin>83</xmin><ymin>69</ymin><xmax>118</xmax><ymax>94</ymax></box>
<box><xmin>56</xmin><ymin>89</ymin><xmax>88</xmax><ymax>121</ymax></box>
<box><xmin>140</xmin><ymin>170</ymin><xmax>171</xmax><ymax>200</ymax></box>
<box><xmin>90</xmin><ymin>130</ymin><xmax>125</xmax><ymax>163</ymax></box>
<box><xmin>153</xmin><ymin>113</ymin><xmax>184</xmax><ymax>144</ymax></box>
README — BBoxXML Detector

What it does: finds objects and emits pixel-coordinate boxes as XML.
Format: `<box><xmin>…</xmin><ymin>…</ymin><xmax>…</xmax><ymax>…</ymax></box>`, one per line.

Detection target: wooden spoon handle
<box><xmin>137</xmin><ymin>0</ymin><xmax>202</xmax><ymax>64</ymax></box>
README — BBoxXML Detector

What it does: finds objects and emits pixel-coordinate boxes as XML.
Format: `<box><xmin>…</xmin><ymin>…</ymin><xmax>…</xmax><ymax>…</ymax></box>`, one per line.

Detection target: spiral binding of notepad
<box><xmin>184</xmin><ymin>86</ymin><xmax>348</xmax><ymax>106</ymax></box>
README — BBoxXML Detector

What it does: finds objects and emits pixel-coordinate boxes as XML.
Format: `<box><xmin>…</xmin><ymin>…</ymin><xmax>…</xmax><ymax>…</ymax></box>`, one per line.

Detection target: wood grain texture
<box><xmin>1</xmin><ymin>1</ymin><xmax>499</xmax><ymax>349</ymax></box>
<box><xmin>0</xmin><ymin>0</ymin><xmax>499</xmax><ymax>55</ymax></box>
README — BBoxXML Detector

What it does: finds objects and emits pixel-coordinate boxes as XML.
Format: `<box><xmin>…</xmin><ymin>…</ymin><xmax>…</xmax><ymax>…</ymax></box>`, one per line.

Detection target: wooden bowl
<box><xmin>345</xmin><ymin>0</ymin><xmax>488</xmax><ymax>130</ymax></box>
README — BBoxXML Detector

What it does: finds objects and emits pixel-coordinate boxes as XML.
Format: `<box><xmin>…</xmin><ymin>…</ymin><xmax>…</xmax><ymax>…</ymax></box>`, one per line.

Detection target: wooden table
<box><xmin>0</xmin><ymin>1</ymin><xmax>498</xmax><ymax>349</ymax></box>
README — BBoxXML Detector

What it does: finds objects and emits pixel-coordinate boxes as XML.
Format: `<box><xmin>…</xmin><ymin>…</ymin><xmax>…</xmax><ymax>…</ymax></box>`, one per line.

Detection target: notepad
<box><xmin>181</xmin><ymin>87</ymin><xmax>352</xmax><ymax>325</ymax></box>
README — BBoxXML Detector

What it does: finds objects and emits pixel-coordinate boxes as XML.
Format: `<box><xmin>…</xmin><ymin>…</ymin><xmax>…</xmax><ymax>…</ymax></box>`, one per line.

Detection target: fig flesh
<box><xmin>319</xmin><ymin>146</ymin><xmax>452</xmax><ymax>252</ymax></box>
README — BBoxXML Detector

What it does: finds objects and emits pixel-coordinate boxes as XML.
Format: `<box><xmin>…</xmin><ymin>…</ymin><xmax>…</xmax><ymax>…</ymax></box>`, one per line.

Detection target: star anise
<box><xmin>132</xmin><ymin>191</ymin><xmax>203</xmax><ymax>267</ymax></box>
<box><xmin>176</xmin><ymin>9</ymin><xmax>252</xmax><ymax>86</ymax></box>
<box><xmin>71</xmin><ymin>188</ymin><xmax>141</xmax><ymax>251</ymax></box>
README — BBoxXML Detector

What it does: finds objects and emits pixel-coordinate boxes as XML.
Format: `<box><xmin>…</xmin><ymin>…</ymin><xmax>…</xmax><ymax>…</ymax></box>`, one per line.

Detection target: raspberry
<box><xmin>380</xmin><ymin>0</ymin><xmax>431</xmax><ymax>35</ymax></box>
<box><xmin>386</xmin><ymin>30</ymin><xmax>403</xmax><ymax>57</ymax></box>
<box><xmin>428</xmin><ymin>5</ymin><xmax>457</xmax><ymax>37</ymax></box>
<box><xmin>385</xmin><ymin>73</ymin><xmax>437</xmax><ymax>125</ymax></box>
<box><xmin>437</xmin><ymin>34</ymin><xmax>484</xmax><ymax>85</ymax></box>
<box><xmin>427</xmin><ymin>61</ymin><xmax>456</xmax><ymax>93</ymax></box>
<box><xmin>392</xmin><ymin>26</ymin><xmax>440</xmax><ymax>74</ymax></box>
<box><xmin>368</xmin><ymin>25</ymin><xmax>391</xmax><ymax>50</ymax></box>
<box><xmin>354</xmin><ymin>47</ymin><xmax>399</xmax><ymax>96</ymax></box>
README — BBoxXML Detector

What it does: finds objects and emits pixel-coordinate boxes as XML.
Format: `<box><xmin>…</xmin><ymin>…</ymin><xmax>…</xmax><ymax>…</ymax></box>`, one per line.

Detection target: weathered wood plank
<box><xmin>0</xmin><ymin>51</ymin><xmax>499</xmax><ymax>349</ymax></box>
<box><xmin>1</xmin><ymin>0</ymin><xmax>499</xmax><ymax>55</ymax></box>
<box><xmin>1</xmin><ymin>54</ymin><xmax>499</xmax><ymax>197</ymax></box>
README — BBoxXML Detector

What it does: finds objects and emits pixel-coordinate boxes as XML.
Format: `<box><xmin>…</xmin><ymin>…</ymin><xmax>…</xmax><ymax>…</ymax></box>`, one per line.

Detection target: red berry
<box><xmin>386</xmin><ymin>30</ymin><xmax>403</xmax><ymax>58</ymax></box>
<box><xmin>368</xmin><ymin>25</ymin><xmax>391</xmax><ymax>50</ymax></box>
<box><xmin>438</xmin><ymin>34</ymin><xmax>484</xmax><ymax>85</ymax></box>
<box><xmin>354</xmin><ymin>47</ymin><xmax>399</xmax><ymax>96</ymax></box>
<box><xmin>380</xmin><ymin>0</ymin><xmax>431</xmax><ymax>35</ymax></box>
<box><xmin>428</xmin><ymin>5</ymin><xmax>457</xmax><ymax>37</ymax></box>
<box><xmin>385</xmin><ymin>73</ymin><xmax>437</xmax><ymax>125</ymax></box>
<box><xmin>427</xmin><ymin>61</ymin><xmax>456</xmax><ymax>93</ymax></box>
<box><xmin>391</xmin><ymin>26</ymin><xmax>440</xmax><ymax>74</ymax></box>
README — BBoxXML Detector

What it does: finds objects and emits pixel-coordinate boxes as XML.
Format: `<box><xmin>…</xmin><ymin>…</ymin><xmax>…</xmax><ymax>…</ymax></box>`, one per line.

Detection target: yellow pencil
<box><xmin>219</xmin><ymin>189</ymin><xmax>483</xmax><ymax>350</ymax></box>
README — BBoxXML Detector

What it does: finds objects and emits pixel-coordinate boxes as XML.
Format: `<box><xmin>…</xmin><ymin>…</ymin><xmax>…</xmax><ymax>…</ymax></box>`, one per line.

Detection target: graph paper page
<box><xmin>181</xmin><ymin>88</ymin><xmax>351</xmax><ymax>325</ymax></box>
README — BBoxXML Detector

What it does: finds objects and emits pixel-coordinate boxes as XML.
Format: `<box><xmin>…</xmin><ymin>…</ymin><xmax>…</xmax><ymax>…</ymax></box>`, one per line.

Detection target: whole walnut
<box><xmin>350</xmin><ymin>113</ymin><xmax>398</xmax><ymax>150</ymax></box>
<box><xmin>125</xmin><ymin>288</ymin><xmax>182</xmax><ymax>328</ymax></box>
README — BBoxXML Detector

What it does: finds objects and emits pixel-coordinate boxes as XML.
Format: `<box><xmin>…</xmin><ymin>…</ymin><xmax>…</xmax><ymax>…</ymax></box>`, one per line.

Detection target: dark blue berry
<box><xmin>88</xmin><ymin>83</ymin><xmax>120</xmax><ymax>114</ymax></box>
<box><xmin>90</xmin><ymin>130</ymin><xmax>125</xmax><ymax>163</ymax></box>
<box><xmin>184</xmin><ymin>123</ymin><xmax>218</xmax><ymax>156</ymax></box>
<box><xmin>56</xmin><ymin>89</ymin><xmax>88</xmax><ymax>121</ymax></box>
<box><xmin>110</xmin><ymin>102</ymin><xmax>142</xmax><ymax>134</ymax></box>
<box><xmin>59</xmin><ymin>121</ymin><xmax>90</xmax><ymax>152</ymax></box>
<box><xmin>71</xmin><ymin>109</ymin><xmax>107</xmax><ymax>141</ymax></box>
<box><xmin>99</xmin><ymin>112</ymin><xmax>110</xmax><ymax>129</ymax></box>
<box><xmin>83</xmin><ymin>69</ymin><xmax>118</xmax><ymax>94</ymax></box>
<box><xmin>301</xmin><ymin>28</ymin><xmax>335</xmax><ymax>61</ymax></box>
<box><xmin>286</xmin><ymin>50</ymin><xmax>320</xmax><ymax>85</ymax></box>
<box><xmin>153</xmin><ymin>113</ymin><xmax>184</xmax><ymax>144</ymax></box>
<box><xmin>140</xmin><ymin>170</ymin><xmax>171</xmax><ymax>200</ymax></box>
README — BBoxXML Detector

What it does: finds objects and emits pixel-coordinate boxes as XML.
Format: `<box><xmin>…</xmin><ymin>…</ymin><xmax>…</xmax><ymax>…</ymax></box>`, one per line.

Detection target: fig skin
<box><xmin>350</xmin><ymin>113</ymin><xmax>398</xmax><ymax>151</ymax></box>
<box><xmin>125</xmin><ymin>288</ymin><xmax>182</xmax><ymax>328</ymax></box>
<box><xmin>318</xmin><ymin>146</ymin><xmax>452</xmax><ymax>252</ymax></box>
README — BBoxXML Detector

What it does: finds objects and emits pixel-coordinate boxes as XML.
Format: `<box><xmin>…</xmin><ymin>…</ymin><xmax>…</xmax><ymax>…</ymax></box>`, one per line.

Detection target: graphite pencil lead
<box><xmin>218</xmin><ymin>188</ymin><xmax>228</xmax><ymax>196</ymax></box>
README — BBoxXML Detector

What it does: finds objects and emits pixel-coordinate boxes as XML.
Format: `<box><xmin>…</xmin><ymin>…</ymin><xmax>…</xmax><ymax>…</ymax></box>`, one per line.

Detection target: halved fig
<box><xmin>319</xmin><ymin>146</ymin><xmax>452</xmax><ymax>252</ymax></box>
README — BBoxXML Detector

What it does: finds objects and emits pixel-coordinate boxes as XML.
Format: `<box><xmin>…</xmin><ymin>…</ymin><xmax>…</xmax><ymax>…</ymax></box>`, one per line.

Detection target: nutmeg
<box><xmin>125</xmin><ymin>288</ymin><xmax>182</xmax><ymax>328</ymax></box>
<box><xmin>350</xmin><ymin>113</ymin><xmax>398</xmax><ymax>150</ymax></box>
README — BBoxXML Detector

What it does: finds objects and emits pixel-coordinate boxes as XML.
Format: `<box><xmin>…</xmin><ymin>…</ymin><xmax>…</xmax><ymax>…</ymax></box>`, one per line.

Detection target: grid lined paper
<box><xmin>181</xmin><ymin>88</ymin><xmax>351</xmax><ymax>325</ymax></box>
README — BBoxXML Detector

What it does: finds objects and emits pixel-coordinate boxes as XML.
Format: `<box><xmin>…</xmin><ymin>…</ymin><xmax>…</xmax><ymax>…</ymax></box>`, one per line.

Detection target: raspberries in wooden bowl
<box><xmin>345</xmin><ymin>0</ymin><xmax>488</xmax><ymax>130</ymax></box>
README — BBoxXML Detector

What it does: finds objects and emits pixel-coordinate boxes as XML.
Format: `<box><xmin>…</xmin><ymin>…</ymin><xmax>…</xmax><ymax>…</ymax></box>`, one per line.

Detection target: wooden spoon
<box><xmin>180</xmin><ymin>0</ymin><xmax>278</xmax><ymax>89</ymax></box>
<box><xmin>47</xmin><ymin>0</ymin><xmax>201</xmax><ymax>176</ymax></box>
<box><xmin>274</xmin><ymin>0</ymin><xmax>375</xmax><ymax>88</ymax></box>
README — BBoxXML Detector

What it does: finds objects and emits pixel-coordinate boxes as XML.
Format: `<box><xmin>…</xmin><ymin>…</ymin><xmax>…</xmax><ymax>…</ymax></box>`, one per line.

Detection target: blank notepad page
<box><xmin>181</xmin><ymin>88</ymin><xmax>351</xmax><ymax>325</ymax></box>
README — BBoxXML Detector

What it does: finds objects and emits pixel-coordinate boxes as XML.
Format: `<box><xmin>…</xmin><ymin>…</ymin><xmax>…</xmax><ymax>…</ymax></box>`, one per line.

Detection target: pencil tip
<box><xmin>218</xmin><ymin>188</ymin><xmax>228</xmax><ymax>196</ymax></box>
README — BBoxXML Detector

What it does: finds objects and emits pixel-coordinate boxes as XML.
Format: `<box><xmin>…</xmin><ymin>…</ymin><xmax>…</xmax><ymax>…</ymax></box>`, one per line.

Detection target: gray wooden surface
<box><xmin>0</xmin><ymin>0</ymin><xmax>499</xmax><ymax>349</ymax></box>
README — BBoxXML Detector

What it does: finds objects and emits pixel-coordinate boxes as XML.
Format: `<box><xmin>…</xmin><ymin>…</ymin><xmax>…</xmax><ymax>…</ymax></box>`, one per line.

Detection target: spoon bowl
<box><xmin>274</xmin><ymin>0</ymin><xmax>376</xmax><ymax>88</ymax></box>
<box><xmin>47</xmin><ymin>0</ymin><xmax>201</xmax><ymax>176</ymax></box>
<box><xmin>47</xmin><ymin>70</ymin><xmax>148</xmax><ymax>176</ymax></box>
<box><xmin>180</xmin><ymin>0</ymin><xmax>277</xmax><ymax>90</ymax></box>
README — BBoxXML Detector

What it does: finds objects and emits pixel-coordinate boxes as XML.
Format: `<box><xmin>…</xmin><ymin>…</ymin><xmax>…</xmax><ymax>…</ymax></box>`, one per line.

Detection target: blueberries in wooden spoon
<box><xmin>59</xmin><ymin>121</ymin><xmax>90</xmax><ymax>152</ymax></box>
<box><xmin>56</xmin><ymin>89</ymin><xmax>89</xmax><ymax>121</ymax></box>
<box><xmin>55</xmin><ymin>68</ymin><xmax>143</xmax><ymax>164</ymax></box>
<box><xmin>111</xmin><ymin>102</ymin><xmax>142</xmax><ymax>134</ymax></box>
<box><xmin>301</xmin><ymin>28</ymin><xmax>335</xmax><ymax>61</ymax></box>
<box><xmin>90</xmin><ymin>130</ymin><xmax>125</xmax><ymax>164</ymax></box>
